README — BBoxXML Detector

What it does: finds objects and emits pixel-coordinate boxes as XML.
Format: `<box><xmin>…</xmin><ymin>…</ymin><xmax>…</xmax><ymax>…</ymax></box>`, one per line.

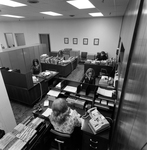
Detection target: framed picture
<box><xmin>83</xmin><ymin>38</ymin><xmax>88</xmax><ymax>45</ymax></box>
<box><xmin>73</xmin><ymin>38</ymin><xmax>78</xmax><ymax>44</ymax></box>
<box><xmin>64</xmin><ymin>38</ymin><xmax>69</xmax><ymax>44</ymax></box>
<box><xmin>94</xmin><ymin>38</ymin><xmax>99</xmax><ymax>45</ymax></box>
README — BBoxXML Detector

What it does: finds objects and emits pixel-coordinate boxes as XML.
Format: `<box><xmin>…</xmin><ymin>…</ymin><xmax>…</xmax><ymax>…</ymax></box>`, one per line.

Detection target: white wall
<box><xmin>0</xmin><ymin>71</ymin><xmax>16</xmax><ymax>133</ymax></box>
<box><xmin>0</xmin><ymin>17</ymin><xmax>122</xmax><ymax>58</ymax></box>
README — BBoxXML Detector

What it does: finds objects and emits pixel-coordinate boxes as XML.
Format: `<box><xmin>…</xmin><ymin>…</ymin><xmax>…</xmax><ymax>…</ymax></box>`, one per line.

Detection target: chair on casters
<box><xmin>50</xmin><ymin>129</ymin><xmax>71</xmax><ymax>150</ymax></box>
<box><xmin>80</xmin><ymin>52</ymin><xmax>87</xmax><ymax>63</ymax></box>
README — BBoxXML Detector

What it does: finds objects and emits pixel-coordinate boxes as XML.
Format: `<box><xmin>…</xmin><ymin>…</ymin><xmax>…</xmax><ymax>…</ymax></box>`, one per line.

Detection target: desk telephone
<box><xmin>87</xmin><ymin>107</ymin><xmax>110</xmax><ymax>134</ymax></box>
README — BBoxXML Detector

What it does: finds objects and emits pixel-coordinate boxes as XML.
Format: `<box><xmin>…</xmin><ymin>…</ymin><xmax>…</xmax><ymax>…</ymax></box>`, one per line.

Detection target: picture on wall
<box><xmin>94</xmin><ymin>38</ymin><xmax>99</xmax><ymax>45</ymax></box>
<box><xmin>73</xmin><ymin>38</ymin><xmax>78</xmax><ymax>44</ymax></box>
<box><xmin>64</xmin><ymin>38</ymin><xmax>69</xmax><ymax>44</ymax></box>
<box><xmin>83</xmin><ymin>38</ymin><xmax>88</xmax><ymax>45</ymax></box>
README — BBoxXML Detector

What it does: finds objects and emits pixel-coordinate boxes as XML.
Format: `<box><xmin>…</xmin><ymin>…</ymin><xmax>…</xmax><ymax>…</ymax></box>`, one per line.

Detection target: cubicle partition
<box><xmin>84</xmin><ymin>63</ymin><xmax>115</xmax><ymax>77</ymax></box>
<box><xmin>1</xmin><ymin>69</ymin><xmax>48</xmax><ymax>106</ymax></box>
<box><xmin>0</xmin><ymin>44</ymin><xmax>48</xmax><ymax>74</ymax></box>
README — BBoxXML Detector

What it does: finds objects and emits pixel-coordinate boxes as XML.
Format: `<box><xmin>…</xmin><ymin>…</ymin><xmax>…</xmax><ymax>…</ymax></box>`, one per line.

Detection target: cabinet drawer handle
<box><xmin>90</xmin><ymin>139</ymin><xmax>98</xmax><ymax>144</ymax></box>
<box><xmin>90</xmin><ymin>144</ymin><xmax>97</xmax><ymax>149</ymax></box>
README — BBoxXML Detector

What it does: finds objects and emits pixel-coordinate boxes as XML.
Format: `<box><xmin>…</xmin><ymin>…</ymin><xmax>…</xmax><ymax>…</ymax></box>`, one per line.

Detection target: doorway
<box><xmin>4</xmin><ymin>33</ymin><xmax>15</xmax><ymax>48</ymax></box>
<box><xmin>15</xmin><ymin>33</ymin><xmax>26</xmax><ymax>46</ymax></box>
<box><xmin>39</xmin><ymin>34</ymin><xmax>51</xmax><ymax>53</ymax></box>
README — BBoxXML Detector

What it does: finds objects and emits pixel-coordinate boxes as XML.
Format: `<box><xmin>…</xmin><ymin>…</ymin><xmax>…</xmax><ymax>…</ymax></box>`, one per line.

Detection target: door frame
<box><xmin>39</xmin><ymin>33</ymin><xmax>51</xmax><ymax>52</ymax></box>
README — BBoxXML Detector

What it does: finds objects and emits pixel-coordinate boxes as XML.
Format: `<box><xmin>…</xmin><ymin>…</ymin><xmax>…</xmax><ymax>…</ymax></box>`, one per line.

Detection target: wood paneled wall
<box><xmin>111</xmin><ymin>0</ymin><xmax>147</xmax><ymax>149</ymax></box>
<box><xmin>0</xmin><ymin>44</ymin><xmax>47</xmax><ymax>73</ymax></box>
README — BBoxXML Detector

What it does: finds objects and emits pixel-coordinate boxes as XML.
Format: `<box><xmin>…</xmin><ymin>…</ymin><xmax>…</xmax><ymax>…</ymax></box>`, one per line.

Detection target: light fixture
<box><xmin>0</xmin><ymin>0</ymin><xmax>27</xmax><ymax>7</ymax></box>
<box><xmin>89</xmin><ymin>12</ymin><xmax>103</xmax><ymax>17</ymax></box>
<box><xmin>1</xmin><ymin>14</ymin><xmax>25</xmax><ymax>18</ymax></box>
<box><xmin>67</xmin><ymin>0</ymin><xmax>95</xmax><ymax>9</ymax></box>
<box><xmin>40</xmin><ymin>11</ymin><xmax>63</xmax><ymax>16</ymax></box>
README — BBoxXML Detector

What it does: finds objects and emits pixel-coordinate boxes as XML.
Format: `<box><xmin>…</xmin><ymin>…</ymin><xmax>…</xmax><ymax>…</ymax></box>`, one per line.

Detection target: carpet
<box><xmin>10</xmin><ymin>64</ymin><xmax>85</xmax><ymax>124</ymax></box>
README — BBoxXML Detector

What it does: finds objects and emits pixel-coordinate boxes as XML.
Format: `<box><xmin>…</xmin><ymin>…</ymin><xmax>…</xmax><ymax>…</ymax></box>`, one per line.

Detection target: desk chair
<box><xmin>80</xmin><ymin>52</ymin><xmax>87</xmax><ymax>63</ymax></box>
<box><xmin>50</xmin><ymin>129</ymin><xmax>71</xmax><ymax>150</ymax></box>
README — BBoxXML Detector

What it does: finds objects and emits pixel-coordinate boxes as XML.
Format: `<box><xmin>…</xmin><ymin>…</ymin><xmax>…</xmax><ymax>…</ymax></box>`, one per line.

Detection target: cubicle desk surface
<box><xmin>84</xmin><ymin>62</ymin><xmax>115</xmax><ymax>77</ymax></box>
<box><xmin>41</xmin><ymin>62</ymin><xmax>72</xmax><ymax>77</ymax></box>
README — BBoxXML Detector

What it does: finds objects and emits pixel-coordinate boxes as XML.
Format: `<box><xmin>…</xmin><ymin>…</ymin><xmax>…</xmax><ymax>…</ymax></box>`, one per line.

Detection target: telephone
<box><xmin>87</xmin><ymin>107</ymin><xmax>110</xmax><ymax>134</ymax></box>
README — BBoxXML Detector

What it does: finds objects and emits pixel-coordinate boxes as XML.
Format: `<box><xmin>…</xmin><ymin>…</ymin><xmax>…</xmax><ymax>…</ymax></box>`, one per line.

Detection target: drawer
<box><xmin>82</xmin><ymin>133</ymin><xmax>109</xmax><ymax>150</ymax></box>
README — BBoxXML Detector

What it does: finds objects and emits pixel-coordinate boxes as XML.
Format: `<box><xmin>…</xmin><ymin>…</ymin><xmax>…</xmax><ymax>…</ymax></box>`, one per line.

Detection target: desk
<box><xmin>5</xmin><ymin>71</ymin><xmax>59</xmax><ymax>106</ymax></box>
<box><xmin>84</xmin><ymin>62</ymin><xmax>115</xmax><ymax>77</ymax></box>
<box><xmin>33</xmin><ymin>98</ymin><xmax>110</xmax><ymax>150</ymax></box>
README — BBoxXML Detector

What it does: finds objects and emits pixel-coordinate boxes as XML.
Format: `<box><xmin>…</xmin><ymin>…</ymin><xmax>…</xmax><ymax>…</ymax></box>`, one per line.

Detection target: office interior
<box><xmin>0</xmin><ymin>0</ymin><xmax>146</xmax><ymax>150</ymax></box>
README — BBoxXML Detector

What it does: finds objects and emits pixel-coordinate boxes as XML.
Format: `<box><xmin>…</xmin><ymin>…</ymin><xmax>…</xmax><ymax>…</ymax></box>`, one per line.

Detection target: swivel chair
<box><xmin>50</xmin><ymin>129</ymin><xmax>71</xmax><ymax>150</ymax></box>
<box><xmin>80</xmin><ymin>52</ymin><xmax>87</xmax><ymax>63</ymax></box>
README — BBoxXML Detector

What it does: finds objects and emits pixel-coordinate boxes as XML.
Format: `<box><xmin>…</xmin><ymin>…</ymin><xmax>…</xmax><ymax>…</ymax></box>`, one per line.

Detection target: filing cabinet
<box><xmin>82</xmin><ymin>131</ymin><xmax>109</xmax><ymax>150</ymax></box>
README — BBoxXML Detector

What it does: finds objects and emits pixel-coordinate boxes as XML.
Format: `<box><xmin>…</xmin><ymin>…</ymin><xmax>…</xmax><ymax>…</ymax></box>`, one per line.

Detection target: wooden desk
<box><xmin>5</xmin><ymin>72</ymin><xmax>59</xmax><ymax>106</ymax></box>
<box><xmin>82</xmin><ymin>115</ymin><xmax>110</xmax><ymax>150</ymax></box>
<box><xmin>84</xmin><ymin>63</ymin><xmax>115</xmax><ymax>77</ymax></box>
<box><xmin>41</xmin><ymin>62</ymin><xmax>72</xmax><ymax>77</ymax></box>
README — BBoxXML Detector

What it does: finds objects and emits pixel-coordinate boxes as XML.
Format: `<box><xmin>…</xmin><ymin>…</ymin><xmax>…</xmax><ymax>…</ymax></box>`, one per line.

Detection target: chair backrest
<box><xmin>81</xmin><ymin>52</ymin><xmax>87</xmax><ymax>59</ymax></box>
<box><xmin>50</xmin><ymin>129</ymin><xmax>71</xmax><ymax>150</ymax></box>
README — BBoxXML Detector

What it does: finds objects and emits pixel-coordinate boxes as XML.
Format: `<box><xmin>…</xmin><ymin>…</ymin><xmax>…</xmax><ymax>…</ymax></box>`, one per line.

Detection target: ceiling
<box><xmin>0</xmin><ymin>0</ymin><xmax>130</xmax><ymax>21</ymax></box>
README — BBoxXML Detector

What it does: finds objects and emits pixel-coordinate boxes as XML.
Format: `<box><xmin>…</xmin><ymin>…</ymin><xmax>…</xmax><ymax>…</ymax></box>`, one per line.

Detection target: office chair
<box><xmin>80</xmin><ymin>52</ymin><xmax>87</xmax><ymax>63</ymax></box>
<box><xmin>50</xmin><ymin>129</ymin><xmax>71</xmax><ymax>150</ymax></box>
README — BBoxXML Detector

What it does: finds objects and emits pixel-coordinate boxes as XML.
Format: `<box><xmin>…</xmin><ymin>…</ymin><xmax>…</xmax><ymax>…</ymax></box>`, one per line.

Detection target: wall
<box><xmin>111</xmin><ymin>0</ymin><xmax>147</xmax><ymax>149</ymax></box>
<box><xmin>0</xmin><ymin>17</ymin><xmax>122</xmax><ymax>58</ymax></box>
<box><xmin>0</xmin><ymin>71</ymin><xmax>16</xmax><ymax>133</ymax></box>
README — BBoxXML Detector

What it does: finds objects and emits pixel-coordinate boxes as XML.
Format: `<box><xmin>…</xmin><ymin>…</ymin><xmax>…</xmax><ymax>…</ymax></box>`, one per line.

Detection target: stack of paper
<box><xmin>97</xmin><ymin>87</ymin><xmax>113</xmax><ymax>97</ymax></box>
<box><xmin>0</xmin><ymin>133</ymin><xmax>15</xmax><ymax>150</ymax></box>
<box><xmin>47</xmin><ymin>90</ymin><xmax>60</xmax><ymax>97</ymax></box>
<box><xmin>63</xmin><ymin>86</ymin><xmax>77</xmax><ymax>93</ymax></box>
<box><xmin>8</xmin><ymin>139</ymin><xmax>26</xmax><ymax>150</ymax></box>
<box><xmin>42</xmin><ymin>108</ymin><xmax>52</xmax><ymax>117</ymax></box>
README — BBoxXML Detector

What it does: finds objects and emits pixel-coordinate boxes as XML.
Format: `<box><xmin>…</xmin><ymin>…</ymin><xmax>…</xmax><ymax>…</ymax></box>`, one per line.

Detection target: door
<box><xmin>4</xmin><ymin>33</ymin><xmax>15</xmax><ymax>48</ymax></box>
<box><xmin>15</xmin><ymin>33</ymin><xmax>26</xmax><ymax>46</ymax></box>
<box><xmin>39</xmin><ymin>34</ymin><xmax>51</xmax><ymax>53</ymax></box>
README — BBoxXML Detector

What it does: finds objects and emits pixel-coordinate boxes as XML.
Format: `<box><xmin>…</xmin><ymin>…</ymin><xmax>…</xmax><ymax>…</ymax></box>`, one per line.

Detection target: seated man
<box><xmin>81</xmin><ymin>68</ymin><xmax>95</xmax><ymax>85</ymax></box>
<box><xmin>96</xmin><ymin>51</ymin><xmax>108</xmax><ymax>61</ymax></box>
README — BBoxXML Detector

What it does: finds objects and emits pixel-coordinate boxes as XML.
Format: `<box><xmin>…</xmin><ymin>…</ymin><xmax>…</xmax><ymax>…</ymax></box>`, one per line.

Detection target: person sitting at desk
<box><xmin>50</xmin><ymin>98</ymin><xmax>82</xmax><ymax>134</ymax></box>
<box><xmin>81</xmin><ymin>68</ymin><xmax>95</xmax><ymax>85</ymax></box>
<box><xmin>50</xmin><ymin>98</ymin><xmax>82</xmax><ymax>149</ymax></box>
<box><xmin>96</xmin><ymin>51</ymin><xmax>108</xmax><ymax>61</ymax></box>
<box><xmin>31</xmin><ymin>59</ymin><xmax>41</xmax><ymax>75</ymax></box>
<box><xmin>57</xmin><ymin>50</ymin><xmax>64</xmax><ymax>61</ymax></box>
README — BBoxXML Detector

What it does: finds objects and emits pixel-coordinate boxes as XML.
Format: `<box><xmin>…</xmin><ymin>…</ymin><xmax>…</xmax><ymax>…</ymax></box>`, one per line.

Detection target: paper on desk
<box><xmin>8</xmin><ymin>139</ymin><xmax>26</xmax><ymax>150</ymax></box>
<box><xmin>63</xmin><ymin>86</ymin><xmax>77</xmax><ymax>93</ymax></box>
<box><xmin>47</xmin><ymin>90</ymin><xmax>60</xmax><ymax>97</ymax></box>
<box><xmin>55</xmin><ymin>82</ymin><xmax>62</xmax><ymax>88</ymax></box>
<box><xmin>42</xmin><ymin>108</ymin><xmax>52</xmax><ymax>117</ymax></box>
<box><xmin>80</xmin><ymin>118</ymin><xmax>85</xmax><ymax>130</ymax></box>
<box><xmin>44</xmin><ymin>100</ymin><xmax>49</xmax><ymax>106</ymax></box>
<box><xmin>97</xmin><ymin>87</ymin><xmax>113</xmax><ymax>97</ymax></box>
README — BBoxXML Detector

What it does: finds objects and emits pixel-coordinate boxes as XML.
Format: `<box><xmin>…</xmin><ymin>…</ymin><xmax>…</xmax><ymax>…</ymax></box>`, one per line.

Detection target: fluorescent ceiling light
<box><xmin>1</xmin><ymin>15</ymin><xmax>25</xmax><ymax>18</ymax></box>
<box><xmin>89</xmin><ymin>12</ymin><xmax>103</xmax><ymax>17</ymax></box>
<box><xmin>40</xmin><ymin>11</ymin><xmax>63</xmax><ymax>16</ymax></box>
<box><xmin>67</xmin><ymin>0</ymin><xmax>95</xmax><ymax>9</ymax></box>
<box><xmin>0</xmin><ymin>0</ymin><xmax>27</xmax><ymax>7</ymax></box>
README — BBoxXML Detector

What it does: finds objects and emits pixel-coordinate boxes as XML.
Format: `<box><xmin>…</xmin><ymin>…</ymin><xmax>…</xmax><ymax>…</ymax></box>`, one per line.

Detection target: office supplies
<box><xmin>87</xmin><ymin>107</ymin><xmax>110</xmax><ymax>134</ymax></box>
<box><xmin>97</xmin><ymin>87</ymin><xmax>114</xmax><ymax>97</ymax></box>
<box><xmin>63</xmin><ymin>85</ymin><xmax>77</xmax><ymax>93</ymax></box>
<box><xmin>0</xmin><ymin>132</ymin><xmax>15</xmax><ymax>150</ymax></box>
<box><xmin>44</xmin><ymin>100</ymin><xmax>49</xmax><ymax>106</ymax></box>
<box><xmin>42</xmin><ymin>108</ymin><xmax>52</xmax><ymax>117</ymax></box>
<box><xmin>47</xmin><ymin>90</ymin><xmax>60</xmax><ymax>97</ymax></box>
<box><xmin>8</xmin><ymin>139</ymin><xmax>26</xmax><ymax>150</ymax></box>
